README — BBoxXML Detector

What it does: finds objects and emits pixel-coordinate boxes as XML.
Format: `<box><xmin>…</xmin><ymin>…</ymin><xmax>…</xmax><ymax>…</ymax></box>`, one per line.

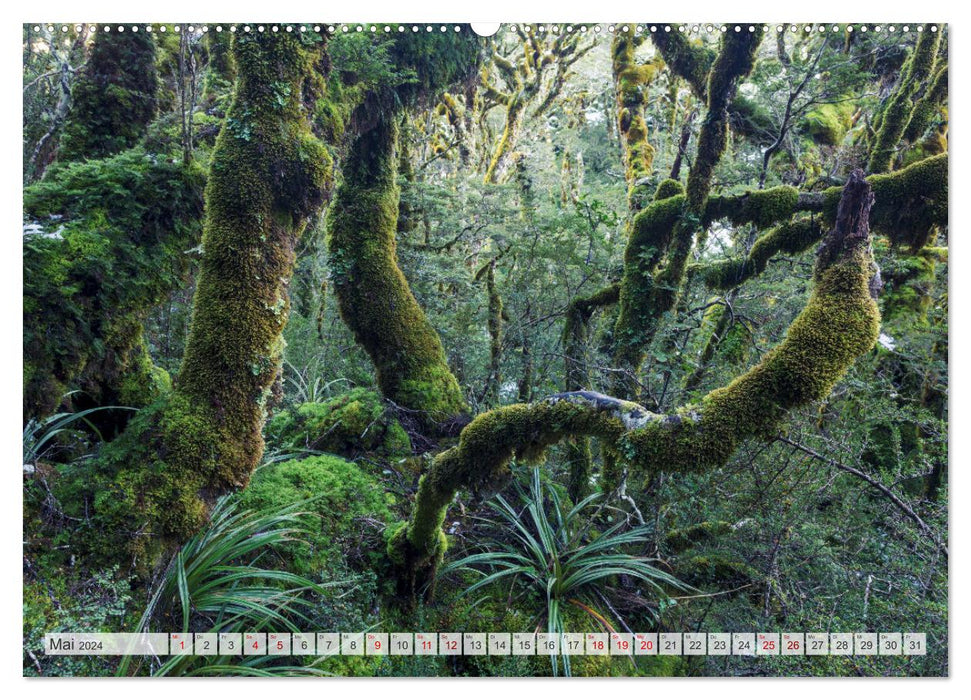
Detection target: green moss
<box><xmin>703</xmin><ymin>154</ymin><xmax>947</xmax><ymax>254</ymax></box>
<box><xmin>879</xmin><ymin>244</ymin><xmax>943</xmax><ymax>324</ymax></box>
<box><xmin>665</xmin><ymin>521</ymin><xmax>732</xmax><ymax>553</ymax></box>
<box><xmin>802</xmin><ymin>103</ymin><xmax>855</xmax><ymax>146</ymax></box>
<box><xmin>392</xmin><ymin>175</ymin><xmax>880</xmax><ymax>598</ymax></box>
<box><xmin>613</xmin><ymin>193</ymin><xmax>686</xmax><ymax>362</ymax></box>
<box><xmin>868</xmin><ymin>25</ymin><xmax>942</xmax><ymax>173</ymax></box>
<box><xmin>23</xmin><ymin>148</ymin><xmax>204</xmax><ymax>422</ymax></box>
<box><xmin>237</xmin><ymin>455</ymin><xmax>393</xmax><ymax>577</ymax></box>
<box><xmin>699</xmin><ymin>218</ymin><xmax>823</xmax><ymax>291</ymax></box>
<box><xmin>116</xmin><ymin>337</ymin><xmax>172</xmax><ymax>407</ymax></box>
<box><xmin>654</xmin><ymin>178</ymin><xmax>685</xmax><ymax>201</ymax></box>
<box><xmin>652</xmin><ymin>30</ymin><xmax>715</xmax><ymax>99</ymax></box>
<box><xmin>59</xmin><ymin>30</ymin><xmax>158</xmax><ymax>161</ymax></box>
<box><xmin>172</xmin><ymin>30</ymin><xmax>333</xmax><ymax>490</ymax></box>
<box><xmin>625</xmin><ymin>185</ymin><xmax>880</xmax><ymax>473</ymax></box>
<box><xmin>563</xmin><ymin>283</ymin><xmax>621</xmax><ymax>393</ymax></box>
<box><xmin>904</xmin><ymin>63</ymin><xmax>947</xmax><ymax>144</ymax></box>
<box><xmin>864</xmin><ymin>154</ymin><xmax>947</xmax><ymax>250</ymax></box>
<box><xmin>612</xmin><ymin>32</ymin><xmax>658</xmax><ymax>211</ymax></box>
<box><xmin>327</xmin><ymin>117</ymin><xmax>467</xmax><ymax>429</ymax></box>
<box><xmin>741</xmin><ymin>186</ymin><xmax>802</xmax><ymax>228</ymax></box>
<box><xmin>612</xmin><ymin>31</ymin><xmax>763</xmax><ymax>377</ymax></box>
<box><xmin>267</xmin><ymin>388</ymin><xmax>412</xmax><ymax>459</ymax></box>
<box><xmin>729</xmin><ymin>94</ymin><xmax>775</xmax><ymax>144</ymax></box>
<box><xmin>678</xmin><ymin>553</ymin><xmax>760</xmax><ymax>588</ymax></box>
<box><xmin>57</xmin><ymin>33</ymin><xmax>337</xmax><ymax>572</ymax></box>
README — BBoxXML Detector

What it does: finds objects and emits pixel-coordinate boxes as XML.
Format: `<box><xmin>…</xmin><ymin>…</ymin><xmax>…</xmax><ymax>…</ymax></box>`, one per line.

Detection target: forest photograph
<box><xmin>22</xmin><ymin>21</ymin><xmax>948</xmax><ymax>678</ymax></box>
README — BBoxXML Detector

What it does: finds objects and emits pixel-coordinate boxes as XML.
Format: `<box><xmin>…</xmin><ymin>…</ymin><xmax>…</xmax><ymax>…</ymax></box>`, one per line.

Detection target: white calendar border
<box><xmin>5</xmin><ymin>0</ymin><xmax>959</xmax><ymax>698</ymax></box>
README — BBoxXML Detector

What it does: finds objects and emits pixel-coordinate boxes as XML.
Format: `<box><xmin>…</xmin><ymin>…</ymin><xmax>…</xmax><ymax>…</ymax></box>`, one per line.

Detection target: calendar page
<box><xmin>21</xmin><ymin>19</ymin><xmax>948</xmax><ymax>679</ymax></box>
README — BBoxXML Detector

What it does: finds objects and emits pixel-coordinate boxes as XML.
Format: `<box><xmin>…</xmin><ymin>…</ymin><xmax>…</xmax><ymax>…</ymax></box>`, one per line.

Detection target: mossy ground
<box><xmin>267</xmin><ymin>388</ymin><xmax>412</xmax><ymax>459</ymax></box>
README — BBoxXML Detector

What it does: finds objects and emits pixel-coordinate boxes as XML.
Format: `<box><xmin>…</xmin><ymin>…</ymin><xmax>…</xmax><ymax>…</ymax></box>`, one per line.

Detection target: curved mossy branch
<box><xmin>694</xmin><ymin>155</ymin><xmax>947</xmax><ymax>290</ymax></box>
<box><xmin>682</xmin><ymin>301</ymin><xmax>735</xmax><ymax>393</ymax></box>
<box><xmin>327</xmin><ymin>116</ymin><xmax>468</xmax><ymax>430</ymax></box>
<box><xmin>90</xmin><ymin>32</ymin><xmax>333</xmax><ymax>564</ymax></box>
<box><xmin>690</xmin><ymin>154</ymin><xmax>947</xmax><ymax>292</ymax></box>
<box><xmin>613</xmin><ymin>30</ymin><xmax>763</xmax><ymax>376</ymax></box>
<box><xmin>868</xmin><ymin>24</ymin><xmax>943</xmax><ymax>174</ymax></box>
<box><xmin>391</xmin><ymin>170</ymin><xmax>881</xmax><ymax>602</ymax></box>
<box><xmin>785</xmin><ymin>153</ymin><xmax>947</xmax><ymax>251</ymax></box>
<box><xmin>903</xmin><ymin>62</ymin><xmax>948</xmax><ymax>145</ymax></box>
<box><xmin>698</xmin><ymin>218</ymin><xmax>825</xmax><ymax>291</ymax></box>
<box><xmin>563</xmin><ymin>283</ymin><xmax>622</xmax><ymax>393</ymax></box>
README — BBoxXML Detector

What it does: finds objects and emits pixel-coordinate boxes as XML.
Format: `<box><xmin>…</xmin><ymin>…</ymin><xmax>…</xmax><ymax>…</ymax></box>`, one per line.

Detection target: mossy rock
<box><xmin>267</xmin><ymin>388</ymin><xmax>412</xmax><ymax>459</ymax></box>
<box><xmin>238</xmin><ymin>454</ymin><xmax>394</xmax><ymax>577</ymax></box>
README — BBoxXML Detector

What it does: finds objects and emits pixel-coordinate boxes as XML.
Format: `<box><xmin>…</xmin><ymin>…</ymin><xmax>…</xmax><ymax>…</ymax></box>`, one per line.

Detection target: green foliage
<box><xmin>122</xmin><ymin>494</ymin><xmax>345</xmax><ymax>677</ymax></box>
<box><xmin>801</xmin><ymin>103</ymin><xmax>855</xmax><ymax>146</ymax></box>
<box><xmin>444</xmin><ymin>469</ymin><xmax>687</xmax><ymax>676</ymax></box>
<box><xmin>21</xmin><ymin>25</ymin><xmax>949</xmax><ymax>679</ymax></box>
<box><xmin>23</xmin><ymin>566</ymin><xmax>134</xmax><ymax>676</ymax></box>
<box><xmin>23</xmin><ymin>148</ymin><xmax>204</xmax><ymax>421</ymax></box>
<box><xmin>23</xmin><ymin>399</ymin><xmax>135</xmax><ymax>466</ymax></box>
<box><xmin>268</xmin><ymin>388</ymin><xmax>411</xmax><ymax>459</ymax></box>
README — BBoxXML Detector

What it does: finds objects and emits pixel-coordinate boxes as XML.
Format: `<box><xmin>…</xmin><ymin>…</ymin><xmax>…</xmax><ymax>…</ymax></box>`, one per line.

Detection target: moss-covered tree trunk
<box><xmin>612</xmin><ymin>30</ymin><xmax>659</xmax><ymax>212</ymax></box>
<box><xmin>24</xmin><ymin>28</ymin><xmax>167</xmax><ymax>426</ymax></box>
<box><xmin>327</xmin><ymin>116</ymin><xmax>468</xmax><ymax>432</ymax></box>
<box><xmin>87</xmin><ymin>31</ymin><xmax>333</xmax><ymax>567</ymax></box>
<box><xmin>868</xmin><ymin>25</ymin><xmax>942</xmax><ymax>174</ymax></box>
<box><xmin>390</xmin><ymin>170</ymin><xmax>881</xmax><ymax>605</ymax></box>
<box><xmin>24</xmin><ymin>34</ymin><xmax>201</xmax><ymax>426</ymax></box>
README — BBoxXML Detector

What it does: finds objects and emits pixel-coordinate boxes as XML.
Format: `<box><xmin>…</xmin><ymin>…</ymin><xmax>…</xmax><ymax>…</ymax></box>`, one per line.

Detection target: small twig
<box><xmin>776</xmin><ymin>435</ymin><xmax>948</xmax><ymax>557</ymax></box>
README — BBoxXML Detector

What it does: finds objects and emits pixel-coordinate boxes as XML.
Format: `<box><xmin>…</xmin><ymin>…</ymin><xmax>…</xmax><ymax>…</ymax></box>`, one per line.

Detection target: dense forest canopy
<box><xmin>23</xmin><ymin>23</ymin><xmax>947</xmax><ymax>677</ymax></box>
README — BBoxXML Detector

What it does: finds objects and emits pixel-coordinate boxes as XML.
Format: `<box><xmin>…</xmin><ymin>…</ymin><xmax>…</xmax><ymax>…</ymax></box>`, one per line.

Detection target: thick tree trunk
<box><xmin>327</xmin><ymin>116</ymin><xmax>468</xmax><ymax>431</ymax></box>
<box><xmin>87</xmin><ymin>32</ymin><xmax>333</xmax><ymax>568</ymax></box>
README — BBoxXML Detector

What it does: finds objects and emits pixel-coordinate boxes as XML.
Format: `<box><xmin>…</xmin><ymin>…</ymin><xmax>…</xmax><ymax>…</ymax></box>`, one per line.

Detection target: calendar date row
<box><xmin>44</xmin><ymin>632</ymin><xmax>927</xmax><ymax>657</ymax></box>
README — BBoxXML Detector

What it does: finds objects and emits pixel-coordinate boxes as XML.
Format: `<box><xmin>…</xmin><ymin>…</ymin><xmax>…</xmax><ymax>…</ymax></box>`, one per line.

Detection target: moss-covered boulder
<box><xmin>238</xmin><ymin>455</ymin><xmax>394</xmax><ymax>577</ymax></box>
<box><xmin>267</xmin><ymin>388</ymin><xmax>412</xmax><ymax>459</ymax></box>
